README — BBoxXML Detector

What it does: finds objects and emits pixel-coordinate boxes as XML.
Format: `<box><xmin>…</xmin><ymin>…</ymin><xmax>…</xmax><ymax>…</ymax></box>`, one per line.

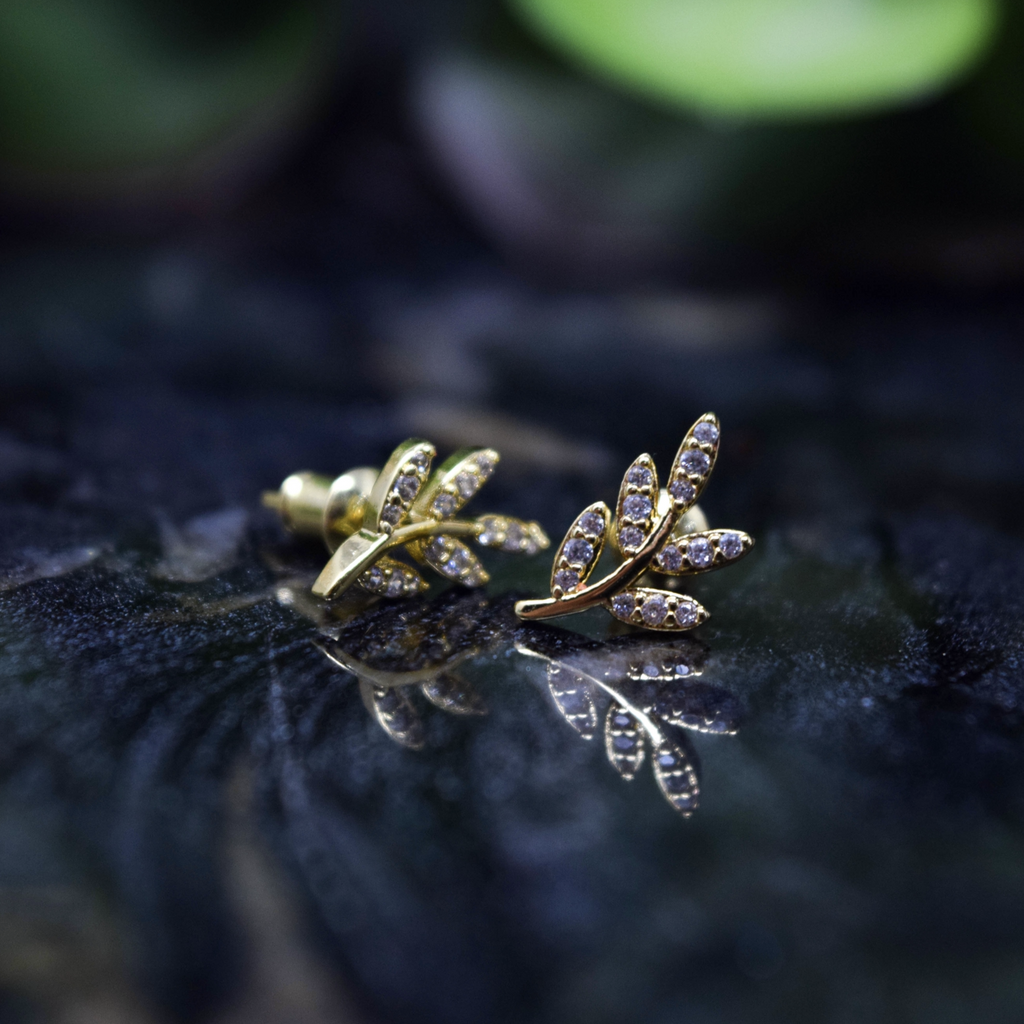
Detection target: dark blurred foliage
<box><xmin>2</xmin><ymin>0</ymin><xmax>1024</xmax><ymax>284</ymax></box>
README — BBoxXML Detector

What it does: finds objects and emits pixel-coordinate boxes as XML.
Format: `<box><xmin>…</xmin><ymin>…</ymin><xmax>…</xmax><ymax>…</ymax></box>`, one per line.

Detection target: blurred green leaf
<box><xmin>0</xmin><ymin>0</ymin><xmax>330</xmax><ymax>174</ymax></box>
<box><xmin>509</xmin><ymin>0</ymin><xmax>999</xmax><ymax>118</ymax></box>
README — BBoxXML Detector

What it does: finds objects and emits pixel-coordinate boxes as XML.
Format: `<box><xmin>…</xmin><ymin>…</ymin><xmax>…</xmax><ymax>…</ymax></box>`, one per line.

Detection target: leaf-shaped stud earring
<box><xmin>263</xmin><ymin>439</ymin><xmax>549</xmax><ymax>600</ymax></box>
<box><xmin>515</xmin><ymin>413</ymin><xmax>753</xmax><ymax>630</ymax></box>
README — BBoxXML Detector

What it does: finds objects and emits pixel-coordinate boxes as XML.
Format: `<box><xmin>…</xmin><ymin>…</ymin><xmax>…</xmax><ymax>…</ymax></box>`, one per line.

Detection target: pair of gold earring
<box><xmin>262</xmin><ymin>413</ymin><xmax>753</xmax><ymax>631</ymax></box>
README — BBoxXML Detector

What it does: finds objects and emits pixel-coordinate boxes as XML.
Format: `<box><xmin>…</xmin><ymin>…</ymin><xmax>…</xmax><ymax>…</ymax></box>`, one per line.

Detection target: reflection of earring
<box><xmin>314</xmin><ymin>590</ymin><xmax>494</xmax><ymax>748</ymax></box>
<box><xmin>263</xmin><ymin>439</ymin><xmax>548</xmax><ymax>600</ymax></box>
<box><xmin>515</xmin><ymin>413</ymin><xmax>752</xmax><ymax>631</ymax></box>
<box><xmin>514</xmin><ymin>626</ymin><xmax>741</xmax><ymax>816</ymax></box>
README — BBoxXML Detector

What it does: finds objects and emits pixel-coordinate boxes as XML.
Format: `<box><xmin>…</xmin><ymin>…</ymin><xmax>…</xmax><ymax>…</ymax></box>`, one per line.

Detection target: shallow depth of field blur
<box><xmin>1</xmin><ymin>0</ymin><xmax>1023</xmax><ymax>285</ymax></box>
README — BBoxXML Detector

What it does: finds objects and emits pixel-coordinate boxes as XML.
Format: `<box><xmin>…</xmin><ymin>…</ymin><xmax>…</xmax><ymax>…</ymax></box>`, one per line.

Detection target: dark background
<box><xmin>1</xmin><ymin>2</ymin><xmax>1024</xmax><ymax>1022</ymax></box>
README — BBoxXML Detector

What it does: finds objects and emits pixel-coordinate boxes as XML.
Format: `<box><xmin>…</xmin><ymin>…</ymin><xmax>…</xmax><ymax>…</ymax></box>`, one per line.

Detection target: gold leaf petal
<box><xmin>606</xmin><ymin>587</ymin><xmax>708</xmax><ymax>631</ymax></box>
<box><xmin>652</xmin><ymin>735</ymin><xmax>700</xmax><ymax>816</ymax></box>
<box><xmin>547</xmin><ymin>663</ymin><xmax>597</xmax><ymax>739</ymax></box>
<box><xmin>367</xmin><ymin>439</ymin><xmax>435</xmax><ymax>535</ymax></box>
<box><xmin>653</xmin><ymin>530</ymin><xmax>754</xmax><ymax>576</ymax></box>
<box><xmin>614</xmin><ymin>454</ymin><xmax>659</xmax><ymax>555</ymax></box>
<box><xmin>356</xmin><ymin>555</ymin><xmax>428</xmax><ymax>598</ymax></box>
<box><xmin>605</xmin><ymin>701</ymin><xmax>645</xmax><ymax>780</ymax></box>
<box><xmin>476</xmin><ymin>515</ymin><xmax>550</xmax><ymax>555</ymax></box>
<box><xmin>665</xmin><ymin>413</ymin><xmax>720</xmax><ymax>513</ymax></box>
<box><xmin>421</xmin><ymin>673</ymin><xmax>487</xmax><ymax>715</ymax></box>
<box><xmin>422</xmin><ymin>536</ymin><xmax>490</xmax><ymax>586</ymax></box>
<box><xmin>414</xmin><ymin>447</ymin><xmax>499</xmax><ymax>520</ymax></box>
<box><xmin>549</xmin><ymin>502</ymin><xmax>609</xmax><ymax>598</ymax></box>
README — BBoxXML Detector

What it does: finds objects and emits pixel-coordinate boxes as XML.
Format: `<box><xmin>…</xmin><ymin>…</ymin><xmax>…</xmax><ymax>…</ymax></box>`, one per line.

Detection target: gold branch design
<box><xmin>515</xmin><ymin>413</ymin><xmax>753</xmax><ymax>631</ymax></box>
<box><xmin>312</xmin><ymin>439</ymin><xmax>549</xmax><ymax>599</ymax></box>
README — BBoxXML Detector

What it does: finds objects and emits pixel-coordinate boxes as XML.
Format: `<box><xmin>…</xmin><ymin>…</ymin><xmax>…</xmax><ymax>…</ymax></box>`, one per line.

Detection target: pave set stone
<box><xmin>379</xmin><ymin>446</ymin><xmax>433</xmax><ymax>534</ymax></box>
<box><xmin>553</xmin><ymin>505</ymin><xmax>607</xmax><ymax>597</ymax></box>
<box><xmin>477</xmin><ymin>515</ymin><xmax>547</xmax><ymax>555</ymax></box>
<box><xmin>429</xmin><ymin>448</ymin><xmax>498</xmax><ymax>519</ymax></box>
<box><xmin>654</xmin><ymin>530</ymin><xmax>748</xmax><ymax>574</ymax></box>
<box><xmin>617</xmin><ymin>456</ymin><xmax>657</xmax><ymax>555</ymax></box>
<box><xmin>424</xmin><ymin>535</ymin><xmax>487</xmax><ymax>586</ymax></box>
<box><xmin>358</xmin><ymin>559</ymin><xmax>424</xmax><ymax>598</ymax></box>
<box><xmin>667</xmin><ymin>417</ymin><xmax>718</xmax><ymax>511</ymax></box>
<box><xmin>608</xmin><ymin>588</ymin><xmax>701</xmax><ymax>629</ymax></box>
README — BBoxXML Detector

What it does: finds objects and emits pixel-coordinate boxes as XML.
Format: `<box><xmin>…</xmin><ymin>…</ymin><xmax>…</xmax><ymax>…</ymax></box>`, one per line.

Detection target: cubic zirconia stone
<box><xmin>658</xmin><ymin>752</ymin><xmax>676</xmax><ymax>766</ymax></box>
<box><xmin>674</xmin><ymin>602</ymin><xmax>698</xmax><ymax>626</ymax></box>
<box><xmin>656</xmin><ymin>544</ymin><xmax>683</xmax><ymax>572</ymax></box>
<box><xmin>719</xmin><ymin>531</ymin><xmax>743</xmax><ymax>558</ymax></box>
<box><xmin>687</xmin><ymin>536</ymin><xmax>713</xmax><ymax>568</ymax></box>
<box><xmin>578</xmin><ymin>511</ymin><xmax>605</xmax><ymax>536</ymax></box>
<box><xmin>627</xmin><ymin>465</ymin><xmax>652</xmax><ymax>487</ymax></box>
<box><xmin>613</xmin><ymin>735</ymin><xmax>635</xmax><ymax>751</ymax></box>
<box><xmin>426</xmin><ymin>537</ymin><xmax>448</xmax><ymax>561</ymax></box>
<box><xmin>380</xmin><ymin>503</ymin><xmax>403</xmax><ymax>525</ymax></box>
<box><xmin>611</xmin><ymin>593</ymin><xmax>635</xmax><ymax>619</ymax></box>
<box><xmin>386</xmin><ymin>574</ymin><xmax>405</xmax><ymax>597</ymax></box>
<box><xmin>554</xmin><ymin>568</ymin><xmax>580</xmax><ymax>591</ymax></box>
<box><xmin>618</xmin><ymin>525</ymin><xmax>644</xmax><ymax>550</ymax></box>
<box><xmin>622</xmin><ymin>494</ymin><xmax>653</xmax><ymax>521</ymax></box>
<box><xmin>613</xmin><ymin>713</ymin><xmax>632</xmax><ymax>728</ymax></box>
<box><xmin>680</xmin><ymin>448</ymin><xmax>711</xmax><ymax>475</ymax></box>
<box><xmin>641</xmin><ymin>595</ymin><xmax>668</xmax><ymax>626</ymax></box>
<box><xmin>363</xmin><ymin>566</ymin><xmax>384</xmax><ymax>590</ymax></box>
<box><xmin>395</xmin><ymin>474</ymin><xmax>419</xmax><ymax>501</ymax></box>
<box><xmin>668</xmin><ymin>477</ymin><xmax>696</xmax><ymax>503</ymax></box>
<box><xmin>475</xmin><ymin>452</ymin><xmax>497</xmax><ymax>476</ymax></box>
<box><xmin>454</xmin><ymin>471</ymin><xmax>478</xmax><ymax>499</ymax></box>
<box><xmin>563</xmin><ymin>538</ymin><xmax>594</xmax><ymax>565</ymax></box>
<box><xmin>664</xmin><ymin>776</ymin><xmax>692</xmax><ymax>795</ymax></box>
<box><xmin>503</xmin><ymin>522</ymin><xmax>525</xmax><ymax>551</ymax></box>
<box><xmin>410</xmin><ymin>451</ymin><xmax>429</xmax><ymax>468</ymax></box>
<box><xmin>693</xmin><ymin>421</ymin><xmax>719</xmax><ymax>444</ymax></box>
<box><xmin>432</xmin><ymin>493</ymin><xmax>457</xmax><ymax>517</ymax></box>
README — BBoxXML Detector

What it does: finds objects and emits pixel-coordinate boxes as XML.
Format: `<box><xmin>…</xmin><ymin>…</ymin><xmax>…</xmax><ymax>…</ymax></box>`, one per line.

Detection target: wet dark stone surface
<box><xmin>1</xmin><ymin>225</ymin><xmax>1024</xmax><ymax>1024</ymax></box>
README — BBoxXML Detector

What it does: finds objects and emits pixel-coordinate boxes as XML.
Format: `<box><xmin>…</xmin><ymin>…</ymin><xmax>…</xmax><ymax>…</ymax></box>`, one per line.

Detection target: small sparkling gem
<box><xmin>668</xmin><ymin>477</ymin><xmax>695</xmax><ymax>503</ymax></box>
<box><xmin>426</xmin><ymin>537</ymin><xmax>449</xmax><ymax>561</ymax></box>
<box><xmin>554</xmin><ymin>568</ymin><xmax>580</xmax><ymax>591</ymax></box>
<box><xmin>622</xmin><ymin>494</ymin><xmax>653</xmax><ymax>521</ymax></box>
<box><xmin>657</xmin><ymin>752</ymin><xmax>676</xmax><ymax>767</ymax></box>
<box><xmin>618</xmin><ymin>525</ymin><xmax>644</xmax><ymax>550</ymax></box>
<box><xmin>680</xmin><ymin>448</ymin><xmax>711</xmax><ymax>476</ymax></box>
<box><xmin>687</xmin><ymin>537</ymin><xmax>713</xmax><ymax>568</ymax></box>
<box><xmin>578</xmin><ymin>512</ymin><xmax>605</xmax><ymax>536</ymax></box>
<box><xmin>613</xmin><ymin>713</ymin><xmax>632</xmax><ymax>727</ymax></box>
<box><xmin>674</xmin><ymin>602</ymin><xmax>698</xmax><ymax>626</ymax></box>
<box><xmin>454</xmin><ymin>471</ymin><xmax>479</xmax><ymax>499</ymax></box>
<box><xmin>693</xmin><ymin>421</ymin><xmax>719</xmax><ymax>444</ymax></box>
<box><xmin>363</xmin><ymin>566</ymin><xmax>384</xmax><ymax>590</ymax></box>
<box><xmin>627</xmin><ymin>465</ymin><xmax>652</xmax><ymax>487</ymax></box>
<box><xmin>395</xmin><ymin>474</ymin><xmax>419</xmax><ymax>500</ymax></box>
<box><xmin>475</xmin><ymin>452</ymin><xmax>497</xmax><ymax>476</ymax></box>
<box><xmin>642</xmin><ymin>663</ymin><xmax>661</xmax><ymax>678</ymax></box>
<box><xmin>719</xmin><ymin>532</ymin><xmax>743</xmax><ymax>558</ymax></box>
<box><xmin>641</xmin><ymin>595</ymin><xmax>668</xmax><ymax>626</ymax></box>
<box><xmin>664</xmin><ymin>775</ymin><xmax>692</xmax><ymax>794</ymax></box>
<box><xmin>478</xmin><ymin>516</ymin><xmax>502</xmax><ymax>546</ymax></box>
<box><xmin>503</xmin><ymin>522</ymin><xmax>525</xmax><ymax>551</ymax></box>
<box><xmin>656</xmin><ymin>544</ymin><xmax>683</xmax><ymax>572</ymax></box>
<box><xmin>386</xmin><ymin>574</ymin><xmax>405</xmax><ymax>597</ymax></box>
<box><xmin>380</xmin><ymin>503</ymin><xmax>402</xmax><ymax>525</ymax></box>
<box><xmin>611</xmin><ymin>593</ymin><xmax>635</xmax><ymax>618</ymax></box>
<box><xmin>563</xmin><ymin>538</ymin><xmax>594</xmax><ymax>565</ymax></box>
<box><xmin>432</xmin><ymin>493</ymin><xmax>457</xmax><ymax>517</ymax></box>
<box><xmin>613</xmin><ymin>735</ymin><xmax>635</xmax><ymax>751</ymax></box>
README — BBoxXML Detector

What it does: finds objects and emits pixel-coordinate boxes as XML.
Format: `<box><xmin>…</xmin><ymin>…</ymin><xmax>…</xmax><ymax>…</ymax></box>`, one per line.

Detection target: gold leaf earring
<box><xmin>263</xmin><ymin>439</ymin><xmax>549</xmax><ymax>601</ymax></box>
<box><xmin>515</xmin><ymin>413</ymin><xmax>753</xmax><ymax>630</ymax></box>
